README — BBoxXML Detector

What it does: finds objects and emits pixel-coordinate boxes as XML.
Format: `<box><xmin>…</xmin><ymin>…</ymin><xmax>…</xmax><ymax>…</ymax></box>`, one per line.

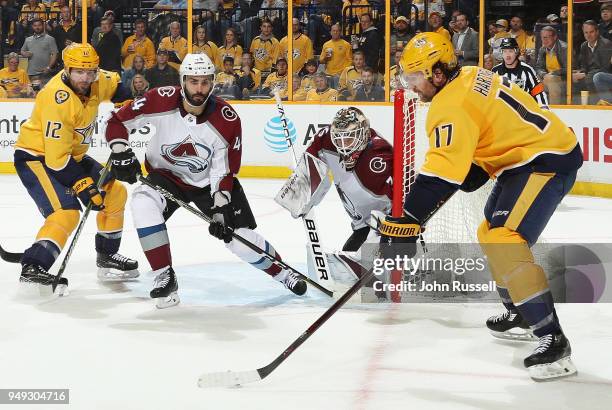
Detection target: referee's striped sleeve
<box><xmin>524</xmin><ymin>63</ymin><xmax>549</xmax><ymax>106</ymax></box>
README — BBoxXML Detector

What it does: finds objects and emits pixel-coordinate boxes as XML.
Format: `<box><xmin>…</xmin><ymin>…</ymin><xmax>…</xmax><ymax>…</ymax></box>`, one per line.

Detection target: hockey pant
<box><xmin>132</xmin><ymin>172</ymin><xmax>284</xmax><ymax>277</ymax></box>
<box><xmin>14</xmin><ymin>152</ymin><xmax>126</xmax><ymax>270</ymax></box>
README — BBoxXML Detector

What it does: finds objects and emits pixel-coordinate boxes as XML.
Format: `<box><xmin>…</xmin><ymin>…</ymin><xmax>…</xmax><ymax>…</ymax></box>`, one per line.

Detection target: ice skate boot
<box><xmin>96</xmin><ymin>252</ymin><xmax>139</xmax><ymax>282</ymax></box>
<box><xmin>150</xmin><ymin>267</ymin><xmax>179</xmax><ymax>309</ymax></box>
<box><xmin>524</xmin><ymin>332</ymin><xmax>577</xmax><ymax>381</ymax></box>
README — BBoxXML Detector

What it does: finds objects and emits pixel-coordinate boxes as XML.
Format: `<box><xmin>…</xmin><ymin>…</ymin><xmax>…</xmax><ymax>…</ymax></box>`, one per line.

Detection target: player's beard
<box><xmin>185</xmin><ymin>88</ymin><xmax>209</xmax><ymax>107</ymax></box>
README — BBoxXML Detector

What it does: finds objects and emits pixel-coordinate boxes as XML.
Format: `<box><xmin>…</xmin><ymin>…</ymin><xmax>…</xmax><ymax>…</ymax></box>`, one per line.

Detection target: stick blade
<box><xmin>197</xmin><ymin>369</ymin><xmax>262</xmax><ymax>388</ymax></box>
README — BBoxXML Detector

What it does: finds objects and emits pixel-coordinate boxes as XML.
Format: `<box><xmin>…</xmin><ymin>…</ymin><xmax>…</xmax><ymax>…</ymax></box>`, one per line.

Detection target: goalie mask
<box><xmin>330</xmin><ymin>107</ymin><xmax>370</xmax><ymax>170</ymax></box>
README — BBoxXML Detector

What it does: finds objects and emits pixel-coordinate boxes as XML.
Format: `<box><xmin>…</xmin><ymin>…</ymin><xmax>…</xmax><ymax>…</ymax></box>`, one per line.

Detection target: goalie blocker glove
<box><xmin>209</xmin><ymin>191</ymin><xmax>234</xmax><ymax>243</ymax></box>
<box><xmin>109</xmin><ymin>143</ymin><xmax>141</xmax><ymax>184</ymax></box>
<box><xmin>379</xmin><ymin>214</ymin><xmax>420</xmax><ymax>260</ymax></box>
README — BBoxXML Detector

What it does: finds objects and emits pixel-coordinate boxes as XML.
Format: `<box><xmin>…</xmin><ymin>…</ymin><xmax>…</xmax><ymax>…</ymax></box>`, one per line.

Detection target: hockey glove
<box><xmin>109</xmin><ymin>145</ymin><xmax>141</xmax><ymax>184</ymax></box>
<box><xmin>73</xmin><ymin>176</ymin><xmax>105</xmax><ymax>211</ymax></box>
<box><xmin>209</xmin><ymin>191</ymin><xmax>234</xmax><ymax>243</ymax></box>
<box><xmin>379</xmin><ymin>214</ymin><xmax>420</xmax><ymax>260</ymax></box>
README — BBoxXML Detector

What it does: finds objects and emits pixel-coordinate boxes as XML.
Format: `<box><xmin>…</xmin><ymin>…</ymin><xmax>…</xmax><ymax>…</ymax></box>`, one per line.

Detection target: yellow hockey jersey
<box><xmin>279</xmin><ymin>33</ymin><xmax>314</xmax><ymax>73</ymax></box>
<box><xmin>15</xmin><ymin>70</ymin><xmax>120</xmax><ymax>171</ymax></box>
<box><xmin>250</xmin><ymin>36</ymin><xmax>280</xmax><ymax>72</ymax></box>
<box><xmin>421</xmin><ymin>67</ymin><xmax>579</xmax><ymax>184</ymax></box>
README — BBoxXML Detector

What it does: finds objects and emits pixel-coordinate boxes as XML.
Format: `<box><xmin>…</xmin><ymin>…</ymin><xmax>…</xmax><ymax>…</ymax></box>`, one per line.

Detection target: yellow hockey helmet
<box><xmin>63</xmin><ymin>43</ymin><xmax>99</xmax><ymax>71</ymax></box>
<box><xmin>399</xmin><ymin>32</ymin><xmax>457</xmax><ymax>79</ymax></box>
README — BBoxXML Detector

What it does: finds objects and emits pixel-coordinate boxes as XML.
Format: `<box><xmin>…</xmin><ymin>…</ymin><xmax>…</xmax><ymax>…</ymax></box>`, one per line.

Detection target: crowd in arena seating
<box><xmin>0</xmin><ymin>0</ymin><xmax>609</xmax><ymax>105</ymax></box>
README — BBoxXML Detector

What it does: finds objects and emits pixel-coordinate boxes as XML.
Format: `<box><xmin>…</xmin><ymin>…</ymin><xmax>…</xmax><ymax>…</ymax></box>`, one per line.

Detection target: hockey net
<box><xmin>389</xmin><ymin>89</ymin><xmax>494</xmax><ymax>302</ymax></box>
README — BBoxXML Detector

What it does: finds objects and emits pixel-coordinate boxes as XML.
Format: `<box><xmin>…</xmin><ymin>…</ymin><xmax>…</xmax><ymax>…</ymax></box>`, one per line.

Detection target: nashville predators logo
<box><xmin>254</xmin><ymin>48</ymin><xmax>268</xmax><ymax>61</ymax></box>
<box><xmin>75</xmin><ymin>119</ymin><xmax>96</xmax><ymax>145</ymax></box>
<box><xmin>414</xmin><ymin>38</ymin><xmax>427</xmax><ymax>48</ymax></box>
<box><xmin>292</xmin><ymin>49</ymin><xmax>301</xmax><ymax>59</ymax></box>
<box><xmin>55</xmin><ymin>90</ymin><xmax>70</xmax><ymax>104</ymax></box>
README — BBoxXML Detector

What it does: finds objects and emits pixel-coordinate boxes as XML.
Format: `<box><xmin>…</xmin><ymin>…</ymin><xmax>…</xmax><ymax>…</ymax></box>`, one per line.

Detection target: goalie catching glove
<box><xmin>209</xmin><ymin>191</ymin><xmax>234</xmax><ymax>243</ymax></box>
<box><xmin>378</xmin><ymin>214</ymin><xmax>421</xmax><ymax>259</ymax></box>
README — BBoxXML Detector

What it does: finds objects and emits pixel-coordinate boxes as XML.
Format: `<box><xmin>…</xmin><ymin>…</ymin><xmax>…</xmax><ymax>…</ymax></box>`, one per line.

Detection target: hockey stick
<box><xmin>52</xmin><ymin>160</ymin><xmax>113</xmax><ymax>292</ymax></box>
<box><xmin>137</xmin><ymin>175</ymin><xmax>334</xmax><ymax>298</ymax></box>
<box><xmin>198</xmin><ymin>265</ymin><xmax>375</xmax><ymax>387</ymax></box>
<box><xmin>0</xmin><ymin>244</ymin><xmax>23</xmax><ymax>263</ymax></box>
<box><xmin>197</xmin><ymin>194</ymin><xmax>457</xmax><ymax>388</ymax></box>
<box><xmin>273</xmin><ymin>92</ymin><xmax>333</xmax><ymax>288</ymax></box>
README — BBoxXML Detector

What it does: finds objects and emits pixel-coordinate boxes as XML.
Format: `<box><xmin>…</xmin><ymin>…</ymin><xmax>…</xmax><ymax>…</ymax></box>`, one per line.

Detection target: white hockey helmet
<box><xmin>179</xmin><ymin>53</ymin><xmax>216</xmax><ymax>107</ymax></box>
<box><xmin>330</xmin><ymin>107</ymin><xmax>371</xmax><ymax>170</ymax></box>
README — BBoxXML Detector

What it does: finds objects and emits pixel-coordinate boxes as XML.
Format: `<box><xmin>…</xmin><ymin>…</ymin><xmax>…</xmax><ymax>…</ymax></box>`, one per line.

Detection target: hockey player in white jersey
<box><xmin>105</xmin><ymin>54</ymin><xmax>306</xmax><ymax>308</ymax></box>
<box><xmin>276</xmin><ymin>107</ymin><xmax>393</xmax><ymax>253</ymax></box>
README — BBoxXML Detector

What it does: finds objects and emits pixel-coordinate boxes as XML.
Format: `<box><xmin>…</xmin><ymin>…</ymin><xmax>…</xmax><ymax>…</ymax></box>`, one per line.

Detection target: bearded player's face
<box><xmin>184</xmin><ymin>75</ymin><xmax>214</xmax><ymax>104</ymax></box>
<box><xmin>402</xmin><ymin>71</ymin><xmax>438</xmax><ymax>102</ymax></box>
<box><xmin>69</xmin><ymin>68</ymin><xmax>97</xmax><ymax>95</ymax></box>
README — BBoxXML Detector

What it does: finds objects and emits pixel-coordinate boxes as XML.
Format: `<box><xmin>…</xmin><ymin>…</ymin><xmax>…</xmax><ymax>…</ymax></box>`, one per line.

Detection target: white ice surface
<box><xmin>1</xmin><ymin>175</ymin><xmax>611</xmax><ymax>410</ymax></box>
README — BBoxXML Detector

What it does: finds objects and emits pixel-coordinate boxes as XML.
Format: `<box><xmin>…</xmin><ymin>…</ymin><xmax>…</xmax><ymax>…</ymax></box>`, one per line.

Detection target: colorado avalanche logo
<box><xmin>369</xmin><ymin>157</ymin><xmax>387</xmax><ymax>174</ymax></box>
<box><xmin>221</xmin><ymin>106</ymin><xmax>237</xmax><ymax>121</ymax></box>
<box><xmin>336</xmin><ymin>185</ymin><xmax>362</xmax><ymax>222</ymax></box>
<box><xmin>161</xmin><ymin>136</ymin><xmax>211</xmax><ymax>173</ymax></box>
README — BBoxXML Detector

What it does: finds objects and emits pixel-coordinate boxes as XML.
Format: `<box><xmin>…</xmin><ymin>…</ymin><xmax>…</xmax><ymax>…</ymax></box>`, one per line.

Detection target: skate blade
<box><xmin>16</xmin><ymin>281</ymin><xmax>68</xmax><ymax>300</ymax></box>
<box><xmin>155</xmin><ymin>292</ymin><xmax>180</xmax><ymax>309</ymax></box>
<box><xmin>97</xmin><ymin>267</ymin><xmax>140</xmax><ymax>282</ymax></box>
<box><xmin>528</xmin><ymin>356</ymin><xmax>577</xmax><ymax>381</ymax></box>
<box><xmin>491</xmin><ymin>329</ymin><xmax>536</xmax><ymax>342</ymax></box>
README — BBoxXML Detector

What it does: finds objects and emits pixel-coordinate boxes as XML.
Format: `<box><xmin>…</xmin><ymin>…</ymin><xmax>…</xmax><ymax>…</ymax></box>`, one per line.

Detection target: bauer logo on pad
<box><xmin>263</xmin><ymin>116</ymin><xmax>297</xmax><ymax>153</ymax></box>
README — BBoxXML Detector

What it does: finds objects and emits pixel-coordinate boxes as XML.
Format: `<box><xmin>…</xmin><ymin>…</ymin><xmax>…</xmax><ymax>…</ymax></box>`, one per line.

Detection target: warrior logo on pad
<box><xmin>161</xmin><ymin>136</ymin><xmax>212</xmax><ymax>173</ymax></box>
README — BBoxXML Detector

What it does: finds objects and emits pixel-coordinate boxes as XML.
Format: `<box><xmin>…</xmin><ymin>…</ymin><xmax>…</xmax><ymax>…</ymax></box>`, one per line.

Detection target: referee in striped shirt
<box><xmin>492</xmin><ymin>37</ymin><xmax>549</xmax><ymax>106</ymax></box>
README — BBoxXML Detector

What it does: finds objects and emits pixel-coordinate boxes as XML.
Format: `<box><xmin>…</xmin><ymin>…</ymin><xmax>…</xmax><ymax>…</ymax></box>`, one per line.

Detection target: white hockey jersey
<box><xmin>306</xmin><ymin>127</ymin><xmax>393</xmax><ymax>230</ymax></box>
<box><xmin>105</xmin><ymin>86</ymin><xmax>242</xmax><ymax>192</ymax></box>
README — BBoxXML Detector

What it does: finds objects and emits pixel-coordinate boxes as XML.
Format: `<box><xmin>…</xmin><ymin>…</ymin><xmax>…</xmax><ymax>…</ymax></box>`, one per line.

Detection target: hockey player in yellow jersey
<box><xmin>14</xmin><ymin>43</ymin><xmax>138</xmax><ymax>292</ymax></box>
<box><xmin>379</xmin><ymin>32</ymin><xmax>582</xmax><ymax>381</ymax></box>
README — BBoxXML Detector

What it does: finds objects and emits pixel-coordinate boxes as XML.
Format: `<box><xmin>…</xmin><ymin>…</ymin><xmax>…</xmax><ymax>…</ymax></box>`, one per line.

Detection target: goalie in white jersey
<box><xmin>105</xmin><ymin>54</ymin><xmax>307</xmax><ymax>308</ymax></box>
<box><xmin>276</xmin><ymin>107</ymin><xmax>393</xmax><ymax>252</ymax></box>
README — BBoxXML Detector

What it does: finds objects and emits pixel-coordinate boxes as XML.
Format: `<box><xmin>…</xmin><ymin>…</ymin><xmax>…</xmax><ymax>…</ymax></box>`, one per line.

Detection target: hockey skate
<box><xmin>276</xmin><ymin>270</ymin><xmax>307</xmax><ymax>296</ymax></box>
<box><xmin>19</xmin><ymin>264</ymin><xmax>68</xmax><ymax>297</ymax></box>
<box><xmin>150</xmin><ymin>267</ymin><xmax>180</xmax><ymax>309</ymax></box>
<box><xmin>486</xmin><ymin>310</ymin><xmax>535</xmax><ymax>341</ymax></box>
<box><xmin>96</xmin><ymin>252</ymin><xmax>140</xmax><ymax>282</ymax></box>
<box><xmin>524</xmin><ymin>332</ymin><xmax>577</xmax><ymax>381</ymax></box>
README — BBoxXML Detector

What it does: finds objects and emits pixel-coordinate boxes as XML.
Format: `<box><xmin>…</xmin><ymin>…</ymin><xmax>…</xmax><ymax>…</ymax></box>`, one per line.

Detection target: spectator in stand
<box><xmin>159</xmin><ymin>21</ymin><xmax>189</xmax><ymax>70</ymax></box>
<box><xmin>535</xmin><ymin>26</ymin><xmax>567</xmax><ymax>105</ymax></box>
<box><xmin>391</xmin><ymin>16</ymin><xmax>413</xmax><ymax>57</ymax></box>
<box><xmin>121</xmin><ymin>19</ymin><xmax>156</xmax><ymax>70</ymax></box>
<box><xmin>448</xmin><ymin>10</ymin><xmax>462</xmax><ymax>35</ymax></box>
<box><xmin>91</xmin><ymin>10</ymin><xmax>123</xmax><ymax>48</ymax></box>
<box><xmin>483</xmin><ymin>53</ymin><xmax>494</xmax><ymax>70</ymax></box>
<box><xmin>280</xmin><ymin>18</ymin><xmax>314</xmax><ymax>74</ymax></box>
<box><xmin>214</xmin><ymin>56</ymin><xmax>240</xmax><ymax>98</ymax></box>
<box><xmin>250</xmin><ymin>19</ymin><xmax>280</xmax><ymax>73</ymax></box>
<box><xmin>95</xmin><ymin>16</ymin><xmax>122</xmax><ymax>73</ymax></box>
<box><xmin>489</xmin><ymin>18</ymin><xmax>511</xmax><ymax>64</ymax></box>
<box><xmin>559</xmin><ymin>5</ymin><xmax>568</xmax><ymax>42</ymax></box>
<box><xmin>338</xmin><ymin>50</ymin><xmax>365</xmax><ymax>101</ymax></box>
<box><xmin>20</xmin><ymin>19</ymin><xmax>57</xmax><ymax>83</ymax></box>
<box><xmin>1</xmin><ymin>0</ymin><xmax>20</xmax><ymax>51</ymax></box>
<box><xmin>130</xmin><ymin>73</ymin><xmax>149</xmax><ymax>98</ymax></box>
<box><xmin>354</xmin><ymin>66</ymin><xmax>384</xmax><ymax>101</ymax></box>
<box><xmin>342</xmin><ymin>0</ymin><xmax>370</xmax><ymax>36</ymax></box>
<box><xmin>236</xmin><ymin>51</ymin><xmax>261</xmax><ymax>98</ymax></box>
<box><xmin>487</xmin><ymin>21</ymin><xmax>497</xmax><ymax>41</ymax></box>
<box><xmin>20</xmin><ymin>0</ymin><xmax>47</xmax><ymax>26</ymax></box>
<box><xmin>428</xmin><ymin>11</ymin><xmax>451</xmax><ymax>42</ymax></box>
<box><xmin>49</xmin><ymin>5</ymin><xmax>80</xmax><ymax>68</ymax></box>
<box><xmin>306</xmin><ymin>72</ymin><xmax>338</xmax><ymax>101</ymax></box>
<box><xmin>154</xmin><ymin>0</ymin><xmax>187</xmax><ymax>9</ymax></box>
<box><xmin>145</xmin><ymin>48</ymin><xmax>180</xmax><ymax>88</ymax></box>
<box><xmin>320</xmin><ymin>23</ymin><xmax>352</xmax><ymax>84</ymax></box>
<box><xmin>410</xmin><ymin>0</ymin><xmax>446</xmax><ymax>31</ymax></box>
<box><xmin>0</xmin><ymin>52</ymin><xmax>33</xmax><ymax>97</ymax></box>
<box><xmin>292</xmin><ymin>74</ymin><xmax>307</xmax><ymax>101</ymax></box>
<box><xmin>573</xmin><ymin>21</ymin><xmax>612</xmax><ymax>104</ymax></box>
<box><xmin>388</xmin><ymin>49</ymin><xmax>403</xmax><ymax>97</ymax></box>
<box><xmin>392</xmin><ymin>0</ymin><xmax>411</xmax><ymax>21</ymax></box>
<box><xmin>508</xmin><ymin>16</ymin><xmax>531</xmax><ymax>59</ymax></box>
<box><xmin>261</xmin><ymin>57</ymin><xmax>289</xmax><ymax>98</ymax></box>
<box><xmin>452</xmin><ymin>13</ymin><xmax>479</xmax><ymax>66</ymax></box>
<box><xmin>121</xmin><ymin>55</ymin><xmax>146</xmax><ymax>95</ymax></box>
<box><xmin>600</xmin><ymin>4</ymin><xmax>612</xmax><ymax>41</ymax></box>
<box><xmin>352</xmin><ymin>13</ymin><xmax>382</xmax><ymax>72</ymax></box>
<box><xmin>300</xmin><ymin>59</ymin><xmax>318</xmax><ymax>92</ymax></box>
<box><xmin>216</xmin><ymin>27</ymin><xmax>242</xmax><ymax>70</ymax></box>
<box><xmin>193</xmin><ymin>24</ymin><xmax>219</xmax><ymax>67</ymax></box>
